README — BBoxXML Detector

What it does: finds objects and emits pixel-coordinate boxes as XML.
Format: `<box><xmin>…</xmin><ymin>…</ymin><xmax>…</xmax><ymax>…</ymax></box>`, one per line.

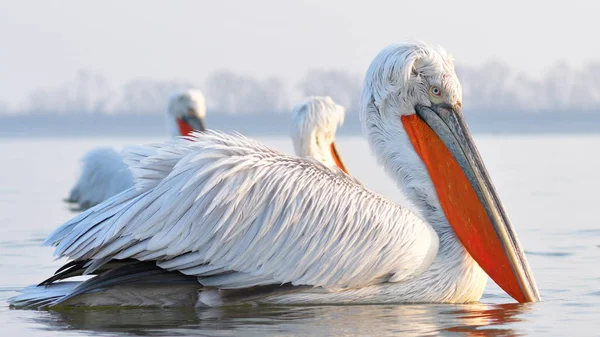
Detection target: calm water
<box><xmin>0</xmin><ymin>135</ymin><xmax>598</xmax><ymax>336</ymax></box>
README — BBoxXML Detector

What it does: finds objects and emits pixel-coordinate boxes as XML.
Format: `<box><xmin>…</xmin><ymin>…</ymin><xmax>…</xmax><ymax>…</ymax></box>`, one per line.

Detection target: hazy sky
<box><xmin>1</xmin><ymin>0</ymin><xmax>598</xmax><ymax>108</ymax></box>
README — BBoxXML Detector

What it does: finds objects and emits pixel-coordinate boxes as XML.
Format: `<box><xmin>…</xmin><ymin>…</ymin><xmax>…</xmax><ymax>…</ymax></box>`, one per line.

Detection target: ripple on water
<box><xmin>574</xmin><ymin>229</ymin><xmax>600</xmax><ymax>237</ymax></box>
<box><xmin>0</xmin><ymin>238</ymin><xmax>46</xmax><ymax>249</ymax></box>
<box><xmin>524</xmin><ymin>251</ymin><xmax>574</xmax><ymax>257</ymax></box>
<box><xmin>3</xmin><ymin>303</ymin><xmax>535</xmax><ymax>337</ymax></box>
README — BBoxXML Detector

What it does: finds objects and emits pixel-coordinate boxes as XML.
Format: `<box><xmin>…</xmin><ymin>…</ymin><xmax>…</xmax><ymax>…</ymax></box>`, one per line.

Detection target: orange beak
<box><xmin>176</xmin><ymin>113</ymin><xmax>206</xmax><ymax>137</ymax></box>
<box><xmin>401</xmin><ymin>104</ymin><xmax>540</xmax><ymax>303</ymax></box>
<box><xmin>330</xmin><ymin>141</ymin><xmax>349</xmax><ymax>174</ymax></box>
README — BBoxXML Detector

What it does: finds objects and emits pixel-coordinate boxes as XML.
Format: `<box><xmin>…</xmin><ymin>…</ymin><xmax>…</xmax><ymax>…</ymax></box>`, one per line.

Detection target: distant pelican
<box><xmin>11</xmin><ymin>42</ymin><xmax>539</xmax><ymax>308</ymax></box>
<box><xmin>64</xmin><ymin>89</ymin><xmax>207</xmax><ymax>210</ymax></box>
<box><xmin>290</xmin><ymin>96</ymin><xmax>348</xmax><ymax>174</ymax></box>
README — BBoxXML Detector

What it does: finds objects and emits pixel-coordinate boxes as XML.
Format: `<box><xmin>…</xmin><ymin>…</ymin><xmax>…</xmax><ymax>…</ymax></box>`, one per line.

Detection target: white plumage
<box><xmin>65</xmin><ymin>89</ymin><xmax>207</xmax><ymax>210</ymax></box>
<box><xmin>51</xmin><ymin>132</ymin><xmax>437</xmax><ymax>291</ymax></box>
<box><xmin>165</xmin><ymin>89</ymin><xmax>207</xmax><ymax>138</ymax></box>
<box><xmin>11</xmin><ymin>42</ymin><xmax>537</xmax><ymax>308</ymax></box>
<box><xmin>65</xmin><ymin>148</ymin><xmax>135</xmax><ymax>210</ymax></box>
<box><xmin>290</xmin><ymin>96</ymin><xmax>346</xmax><ymax>171</ymax></box>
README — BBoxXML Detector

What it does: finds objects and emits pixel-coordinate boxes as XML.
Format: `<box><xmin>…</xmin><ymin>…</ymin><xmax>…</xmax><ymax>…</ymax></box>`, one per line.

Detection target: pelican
<box><xmin>290</xmin><ymin>96</ymin><xmax>348</xmax><ymax>174</ymax></box>
<box><xmin>10</xmin><ymin>42</ymin><xmax>540</xmax><ymax>308</ymax></box>
<box><xmin>64</xmin><ymin>89</ymin><xmax>207</xmax><ymax>209</ymax></box>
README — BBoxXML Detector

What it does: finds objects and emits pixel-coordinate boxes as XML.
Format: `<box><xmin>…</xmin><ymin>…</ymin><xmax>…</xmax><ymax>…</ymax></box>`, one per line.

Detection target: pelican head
<box><xmin>360</xmin><ymin>42</ymin><xmax>540</xmax><ymax>303</ymax></box>
<box><xmin>167</xmin><ymin>89</ymin><xmax>207</xmax><ymax>137</ymax></box>
<box><xmin>290</xmin><ymin>96</ymin><xmax>348</xmax><ymax>174</ymax></box>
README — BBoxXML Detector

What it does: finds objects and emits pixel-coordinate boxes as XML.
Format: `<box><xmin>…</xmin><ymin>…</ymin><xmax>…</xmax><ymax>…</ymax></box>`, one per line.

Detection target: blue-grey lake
<box><xmin>0</xmin><ymin>134</ymin><xmax>598</xmax><ymax>336</ymax></box>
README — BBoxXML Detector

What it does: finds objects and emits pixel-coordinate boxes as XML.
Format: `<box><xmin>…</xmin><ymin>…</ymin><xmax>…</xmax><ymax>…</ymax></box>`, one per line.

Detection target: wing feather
<box><xmin>45</xmin><ymin>131</ymin><xmax>439</xmax><ymax>290</ymax></box>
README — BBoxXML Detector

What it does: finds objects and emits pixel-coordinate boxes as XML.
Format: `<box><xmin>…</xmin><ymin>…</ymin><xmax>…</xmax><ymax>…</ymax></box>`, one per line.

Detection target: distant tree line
<box><xmin>2</xmin><ymin>60</ymin><xmax>600</xmax><ymax>115</ymax></box>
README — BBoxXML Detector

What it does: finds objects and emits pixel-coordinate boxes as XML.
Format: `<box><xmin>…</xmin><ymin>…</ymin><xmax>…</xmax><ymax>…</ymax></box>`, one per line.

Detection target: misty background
<box><xmin>2</xmin><ymin>62</ymin><xmax>600</xmax><ymax>137</ymax></box>
<box><xmin>2</xmin><ymin>0</ymin><xmax>600</xmax><ymax>136</ymax></box>
<box><xmin>6</xmin><ymin>60</ymin><xmax>600</xmax><ymax>116</ymax></box>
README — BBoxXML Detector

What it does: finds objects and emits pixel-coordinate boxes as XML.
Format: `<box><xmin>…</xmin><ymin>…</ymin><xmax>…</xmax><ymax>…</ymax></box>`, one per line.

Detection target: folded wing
<box><xmin>46</xmin><ymin>131</ymin><xmax>439</xmax><ymax>291</ymax></box>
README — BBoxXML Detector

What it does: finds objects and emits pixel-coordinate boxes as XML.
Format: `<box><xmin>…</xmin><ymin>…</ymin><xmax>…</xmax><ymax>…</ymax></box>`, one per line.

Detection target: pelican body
<box><xmin>290</xmin><ymin>96</ymin><xmax>348</xmax><ymax>174</ymax></box>
<box><xmin>11</xmin><ymin>42</ymin><xmax>539</xmax><ymax>308</ymax></box>
<box><xmin>65</xmin><ymin>89</ymin><xmax>207</xmax><ymax>209</ymax></box>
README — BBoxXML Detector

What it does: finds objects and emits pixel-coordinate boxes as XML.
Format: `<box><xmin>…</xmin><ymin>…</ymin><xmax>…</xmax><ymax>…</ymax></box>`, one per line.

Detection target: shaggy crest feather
<box><xmin>165</xmin><ymin>89</ymin><xmax>207</xmax><ymax>138</ymax></box>
<box><xmin>290</xmin><ymin>96</ymin><xmax>345</xmax><ymax>170</ymax></box>
<box><xmin>167</xmin><ymin>89</ymin><xmax>207</xmax><ymax>119</ymax></box>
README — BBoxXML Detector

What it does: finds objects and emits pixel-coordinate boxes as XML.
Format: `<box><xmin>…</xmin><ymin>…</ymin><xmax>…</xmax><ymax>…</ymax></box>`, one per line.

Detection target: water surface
<box><xmin>0</xmin><ymin>135</ymin><xmax>598</xmax><ymax>336</ymax></box>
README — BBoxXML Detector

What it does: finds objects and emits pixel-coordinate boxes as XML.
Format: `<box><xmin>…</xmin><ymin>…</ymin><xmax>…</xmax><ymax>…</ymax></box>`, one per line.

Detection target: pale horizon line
<box><xmin>2</xmin><ymin>58</ymin><xmax>600</xmax><ymax>116</ymax></box>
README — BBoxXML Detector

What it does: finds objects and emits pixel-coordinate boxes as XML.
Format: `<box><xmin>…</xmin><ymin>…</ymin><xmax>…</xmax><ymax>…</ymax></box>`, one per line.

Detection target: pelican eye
<box><xmin>431</xmin><ymin>86</ymin><xmax>441</xmax><ymax>97</ymax></box>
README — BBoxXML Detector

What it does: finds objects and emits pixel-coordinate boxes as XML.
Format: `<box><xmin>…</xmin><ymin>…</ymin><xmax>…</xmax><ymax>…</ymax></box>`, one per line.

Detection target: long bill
<box><xmin>330</xmin><ymin>141</ymin><xmax>349</xmax><ymax>174</ymax></box>
<box><xmin>401</xmin><ymin>104</ymin><xmax>540</xmax><ymax>303</ymax></box>
<box><xmin>177</xmin><ymin>115</ymin><xmax>207</xmax><ymax>136</ymax></box>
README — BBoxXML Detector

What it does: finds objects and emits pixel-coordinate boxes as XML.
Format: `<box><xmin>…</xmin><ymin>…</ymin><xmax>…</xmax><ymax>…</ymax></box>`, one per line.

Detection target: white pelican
<box><xmin>10</xmin><ymin>42</ymin><xmax>540</xmax><ymax>308</ymax></box>
<box><xmin>65</xmin><ymin>89</ymin><xmax>207</xmax><ymax>209</ymax></box>
<box><xmin>290</xmin><ymin>96</ymin><xmax>348</xmax><ymax>174</ymax></box>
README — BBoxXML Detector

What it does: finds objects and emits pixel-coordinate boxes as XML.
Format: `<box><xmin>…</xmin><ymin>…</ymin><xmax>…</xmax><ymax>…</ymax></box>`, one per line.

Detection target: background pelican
<box><xmin>64</xmin><ymin>89</ymin><xmax>207</xmax><ymax>210</ymax></box>
<box><xmin>10</xmin><ymin>42</ymin><xmax>539</xmax><ymax>308</ymax></box>
<box><xmin>290</xmin><ymin>96</ymin><xmax>348</xmax><ymax>173</ymax></box>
